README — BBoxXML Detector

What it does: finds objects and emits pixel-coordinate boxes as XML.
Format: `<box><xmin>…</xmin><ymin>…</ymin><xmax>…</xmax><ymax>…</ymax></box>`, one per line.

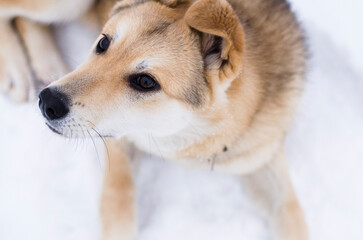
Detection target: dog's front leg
<box><xmin>14</xmin><ymin>18</ymin><xmax>68</xmax><ymax>90</ymax></box>
<box><xmin>241</xmin><ymin>146</ymin><xmax>308</xmax><ymax>240</ymax></box>
<box><xmin>100</xmin><ymin>139</ymin><xmax>136</xmax><ymax>240</ymax></box>
<box><xmin>0</xmin><ymin>19</ymin><xmax>33</xmax><ymax>102</ymax></box>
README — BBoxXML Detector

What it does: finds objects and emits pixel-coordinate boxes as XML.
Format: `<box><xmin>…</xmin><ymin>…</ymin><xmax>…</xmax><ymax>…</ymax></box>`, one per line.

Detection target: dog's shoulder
<box><xmin>232</xmin><ymin>0</ymin><xmax>307</xmax><ymax>126</ymax></box>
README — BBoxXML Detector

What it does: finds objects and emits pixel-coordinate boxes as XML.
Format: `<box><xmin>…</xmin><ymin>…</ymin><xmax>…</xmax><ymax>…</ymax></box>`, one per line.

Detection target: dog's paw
<box><xmin>0</xmin><ymin>51</ymin><xmax>34</xmax><ymax>103</ymax></box>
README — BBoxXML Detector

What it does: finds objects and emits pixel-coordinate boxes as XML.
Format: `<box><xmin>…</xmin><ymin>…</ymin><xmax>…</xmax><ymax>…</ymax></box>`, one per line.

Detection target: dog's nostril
<box><xmin>46</xmin><ymin>108</ymin><xmax>56</xmax><ymax>119</ymax></box>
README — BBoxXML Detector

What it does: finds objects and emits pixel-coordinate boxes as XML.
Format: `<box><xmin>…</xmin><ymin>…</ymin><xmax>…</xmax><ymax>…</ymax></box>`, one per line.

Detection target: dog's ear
<box><xmin>185</xmin><ymin>0</ymin><xmax>244</xmax><ymax>83</ymax></box>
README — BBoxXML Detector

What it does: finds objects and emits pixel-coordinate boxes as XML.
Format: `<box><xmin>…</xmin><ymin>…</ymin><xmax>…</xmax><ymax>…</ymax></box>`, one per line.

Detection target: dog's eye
<box><xmin>96</xmin><ymin>34</ymin><xmax>110</xmax><ymax>54</ymax></box>
<box><xmin>129</xmin><ymin>74</ymin><xmax>160</xmax><ymax>92</ymax></box>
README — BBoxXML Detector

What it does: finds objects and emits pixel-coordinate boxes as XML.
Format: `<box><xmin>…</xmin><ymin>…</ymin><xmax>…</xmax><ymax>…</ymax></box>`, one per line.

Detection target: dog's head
<box><xmin>39</xmin><ymin>0</ymin><xmax>245</xmax><ymax>139</ymax></box>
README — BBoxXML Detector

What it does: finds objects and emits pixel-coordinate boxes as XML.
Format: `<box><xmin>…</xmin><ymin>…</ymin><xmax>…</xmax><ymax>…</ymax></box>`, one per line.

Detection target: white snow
<box><xmin>0</xmin><ymin>1</ymin><xmax>362</xmax><ymax>239</ymax></box>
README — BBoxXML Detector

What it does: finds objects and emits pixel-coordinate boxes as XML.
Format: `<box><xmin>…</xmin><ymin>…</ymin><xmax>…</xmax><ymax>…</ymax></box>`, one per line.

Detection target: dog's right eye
<box><xmin>96</xmin><ymin>34</ymin><xmax>110</xmax><ymax>54</ymax></box>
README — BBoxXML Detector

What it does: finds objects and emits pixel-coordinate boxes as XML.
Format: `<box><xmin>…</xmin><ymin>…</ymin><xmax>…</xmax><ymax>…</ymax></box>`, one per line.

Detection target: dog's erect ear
<box><xmin>185</xmin><ymin>0</ymin><xmax>244</xmax><ymax>83</ymax></box>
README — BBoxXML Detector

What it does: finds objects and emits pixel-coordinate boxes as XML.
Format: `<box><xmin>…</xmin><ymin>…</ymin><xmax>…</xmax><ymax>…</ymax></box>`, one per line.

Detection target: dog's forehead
<box><xmin>104</xmin><ymin>2</ymin><xmax>178</xmax><ymax>37</ymax></box>
<box><xmin>103</xmin><ymin>11</ymin><xmax>135</xmax><ymax>39</ymax></box>
<box><xmin>101</xmin><ymin>3</ymin><xmax>191</xmax><ymax>68</ymax></box>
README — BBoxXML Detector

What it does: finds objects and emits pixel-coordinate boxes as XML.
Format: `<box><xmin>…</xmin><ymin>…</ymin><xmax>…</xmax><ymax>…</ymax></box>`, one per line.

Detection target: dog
<box><xmin>0</xmin><ymin>0</ymin><xmax>308</xmax><ymax>239</ymax></box>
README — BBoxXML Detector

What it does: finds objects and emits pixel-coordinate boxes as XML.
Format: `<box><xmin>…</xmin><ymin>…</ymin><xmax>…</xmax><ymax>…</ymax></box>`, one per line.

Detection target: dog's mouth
<box><xmin>44</xmin><ymin>118</ymin><xmax>109</xmax><ymax>139</ymax></box>
<box><xmin>45</xmin><ymin>122</ymin><xmax>62</xmax><ymax>135</ymax></box>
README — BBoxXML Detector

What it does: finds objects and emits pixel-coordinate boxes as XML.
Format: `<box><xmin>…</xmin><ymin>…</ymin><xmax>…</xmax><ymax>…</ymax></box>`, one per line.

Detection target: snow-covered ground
<box><xmin>0</xmin><ymin>0</ymin><xmax>362</xmax><ymax>239</ymax></box>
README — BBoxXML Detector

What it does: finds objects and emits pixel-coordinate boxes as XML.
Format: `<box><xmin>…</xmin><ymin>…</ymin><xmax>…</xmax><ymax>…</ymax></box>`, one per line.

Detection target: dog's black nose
<box><xmin>39</xmin><ymin>88</ymin><xmax>69</xmax><ymax>120</ymax></box>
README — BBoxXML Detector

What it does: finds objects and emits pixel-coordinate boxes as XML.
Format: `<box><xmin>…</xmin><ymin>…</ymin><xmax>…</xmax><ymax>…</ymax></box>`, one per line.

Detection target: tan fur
<box><xmin>100</xmin><ymin>139</ymin><xmax>136</xmax><ymax>240</ymax></box>
<box><xmin>0</xmin><ymin>0</ymin><xmax>94</xmax><ymax>102</ymax></box>
<box><xmin>15</xmin><ymin>18</ymin><xmax>69</xmax><ymax>85</ymax></box>
<box><xmin>0</xmin><ymin>0</ymin><xmax>308</xmax><ymax>239</ymax></box>
<box><xmin>0</xmin><ymin>0</ymin><xmax>94</xmax><ymax>21</ymax></box>
<box><xmin>0</xmin><ymin>19</ymin><xmax>33</xmax><ymax>102</ymax></box>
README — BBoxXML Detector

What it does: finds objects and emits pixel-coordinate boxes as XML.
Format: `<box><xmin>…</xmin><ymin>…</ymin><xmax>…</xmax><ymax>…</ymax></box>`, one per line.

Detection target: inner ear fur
<box><xmin>185</xmin><ymin>0</ymin><xmax>244</xmax><ymax>81</ymax></box>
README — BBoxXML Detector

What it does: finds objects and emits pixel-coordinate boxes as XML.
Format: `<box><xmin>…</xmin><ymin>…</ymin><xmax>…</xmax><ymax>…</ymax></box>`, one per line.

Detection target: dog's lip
<box><xmin>45</xmin><ymin>122</ymin><xmax>62</xmax><ymax>135</ymax></box>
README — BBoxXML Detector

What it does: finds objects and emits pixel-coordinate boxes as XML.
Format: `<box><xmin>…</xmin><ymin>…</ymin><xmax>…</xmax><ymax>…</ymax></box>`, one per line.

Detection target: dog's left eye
<box><xmin>129</xmin><ymin>74</ymin><xmax>160</xmax><ymax>92</ymax></box>
<box><xmin>96</xmin><ymin>34</ymin><xmax>110</xmax><ymax>54</ymax></box>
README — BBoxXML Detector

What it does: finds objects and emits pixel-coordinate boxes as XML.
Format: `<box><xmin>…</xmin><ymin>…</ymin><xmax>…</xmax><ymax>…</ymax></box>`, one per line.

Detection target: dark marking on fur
<box><xmin>146</xmin><ymin>21</ymin><xmax>171</xmax><ymax>35</ymax></box>
<box><xmin>223</xmin><ymin>146</ymin><xmax>228</xmax><ymax>152</ymax></box>
<box><xmin>136</xmin><ymin>61</ymin><xmax>148</xmax><ymax>70</ymax></box>
<box><xmin>73</xmin><ymin>102</ymin><xmax>84</xmax><ymax>106</ymax></box>
<box><xmin>182</xmin><ymin>83</ymin><xmax>205</xmax><ymax>107</ymax></box>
